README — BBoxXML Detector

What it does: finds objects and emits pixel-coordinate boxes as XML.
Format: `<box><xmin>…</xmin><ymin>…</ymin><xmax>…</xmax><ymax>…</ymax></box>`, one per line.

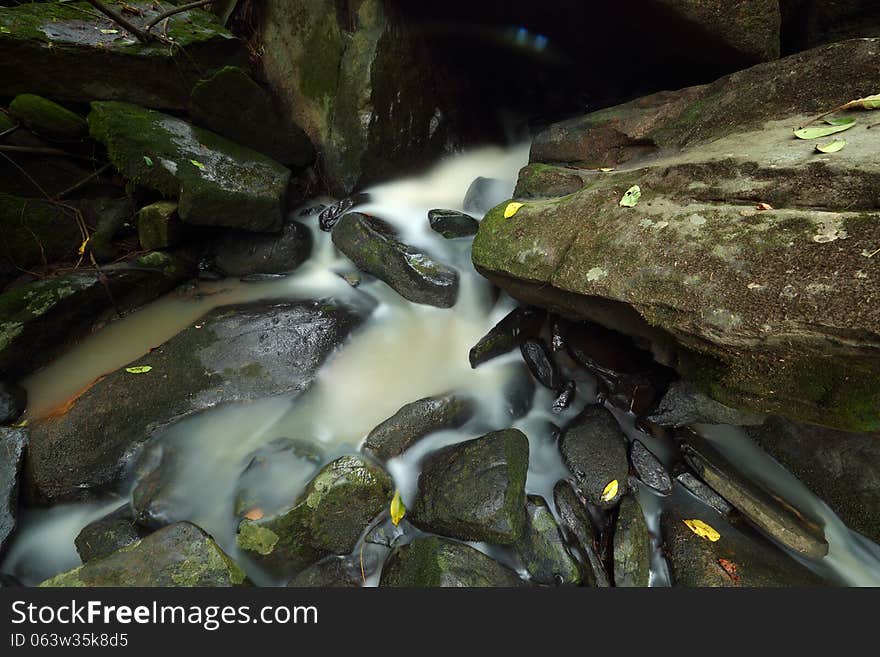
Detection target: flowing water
<box><xmin>3</xmin><ymin>143</ymin><xmax>880</xmax><ymax>586</ymax></box>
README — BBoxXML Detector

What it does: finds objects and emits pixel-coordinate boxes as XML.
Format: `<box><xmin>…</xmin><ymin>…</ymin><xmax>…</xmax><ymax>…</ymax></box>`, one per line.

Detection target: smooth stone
<box><xmin>520</xmin><ymin>338</ymin><xmax>562</xmax><ymax>391</ymax></box>
<box><xmin>8</xmin><ymin>93</ymin><xmax>87</xmax><ymax>140</ymax></box>
<box><xmin>675</xmin><ymin>472</ymin><xmax>733</xmax><ymax>517</ymax></box>
<box><xmin>213</xmin><ymin>220</ymin><xmax>312</xmax><ymax>277</ymax></box>
<box><xmin>75</xmin><ymin>504</ymin><xmax>150</xmax><ymax>563</ymax></box>
<box><xmin>427</xmin><ymin>209</ymin><xmax>479</xmax><ymax>238</ymax></box>
<box><xmin>318</xmin><ymin>193</ymin><xmax>370</xmax><ymax>232</ymax></box>
<box><xmin>518</xmin><ymin>495</ymin><xmax>583</xmax><ymax>586</ymax></box>
<box><xmin>552</xmin><ymin>480</ymin><xmax>610</xmax><ymax>587</ymax></box>
<box><xmin>0</xmin><ymin>427</ymin><xmax>26</xmax><ymax>556</ymax></box>
<box><xmin>630</xmin><ymin>440</ymin><xmax>672</xmax><ymax>495</ymax></box>
<box><xmin>648</xmin><ymin>381</ymin><xmax>767</xmax><ymax>428</ymax></box>
<box><xmin>468</xmin><ymin>306</ymin><xmax>546</xmax><ymax>368</ymax></box>
<box><xmin>612</xmin><ymin>494</ymin><xmax>651</xmax><ymax>587</ymax></box>
<box><xmin>0</xmin><ymin>381</ymin><xmax>26</xmax><ymax>425</ymax></box>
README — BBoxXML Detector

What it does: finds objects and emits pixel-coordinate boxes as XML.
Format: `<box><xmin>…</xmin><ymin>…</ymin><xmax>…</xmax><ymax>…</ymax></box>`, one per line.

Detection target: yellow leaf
<box><xmin>390</xmin><ymin>489</ymin><xmax>406</xmax><ymax>526</ymax></box>
<box><xmin>77</xmin><ymin>237</ymin><xmax>89</xmax><ymax>256</ymax></box>
<box><xmin>125</xmin><ymin>365</ymin><xmax>153</xmax><ymax>374</ymax></box>
<box><xmin>600</xmin><ymin>479</ymin><xmax>619</xmax><ymax>502</ymax></box>
<box><xmin>12</xmin><ymin>418</ymin><xmax>28</xmax><ymax>428</ymax></box>
<box><xmin>503</xmin><ymin>202</ymin><xmax>524</xmax><ymax>218</ymax></box>
<box><xmin>683</xmin><ymin>518</ymin><xmax>721</xmax><ymax>542</ymax></box>
<box><xmin>598</xmin><ymin>167</ymin><xmax>615</xmax><ymax>172</ymax></box>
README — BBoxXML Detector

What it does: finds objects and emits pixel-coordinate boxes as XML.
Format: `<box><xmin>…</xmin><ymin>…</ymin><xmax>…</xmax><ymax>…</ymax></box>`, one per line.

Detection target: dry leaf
<box><xmin>756</xmin><ymin>202</ymin><xmax>773</xmax><ymax>211</ymax></box>
<box><xmin>683</xmin><ymin>518</ymin><xmax>721</xmax><ymax>542</ymax></box>
<box><xmin>600</xmin><ymin>479</ymin><xmax>619</xmax><ymax>503</ymax></box>
<box><xmin>244</xmin><ymin>507</ymin><xmax>264</xmax><ymax>521</ymax></box>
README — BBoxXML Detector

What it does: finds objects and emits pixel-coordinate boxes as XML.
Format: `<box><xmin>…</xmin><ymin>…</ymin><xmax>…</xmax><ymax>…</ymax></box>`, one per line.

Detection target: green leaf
<box><xmin>619</xmin><ymin>185</ymin><xmax>641</xmax><ymax>208</ymax></box>
<box><xmin>100</xmin><ymin>29</ymin><xmax>119</xmax><ymax>34</ymax></box>
<box><xmin>824</xmin><ymin>116</ymin><xmax>856</xmax><ymax>126</ymax></box>
<box><xmin>143</xmin><ymin>155</ymin><xmax>153</xmax><ymax>167</ymax></box>
<box><xmin>390</xmin><ymin>490</ymin><xmax>406</xmax><ymax>526</ymax></box>
<box><xmin>189</xmin><ymin>159</ymin><xmax>206</xmax><ymax>170</ymax></box>
<box><xmin>125</xmin><ymin>365</ymin><xmax>153</xmax><ymax>374</ymax></box>
<box><xmin>815</xmin><ymin>139</ymin><xmax>846</xmax><ymax>154</ymax></box>
<box><xmin>0</xmin><ymin>27</ymin><xmax>10</xmax><ymax>34</ymax></box>
<box><xmin>843</xmin><ymin>93</ymin><xmax>880</xmax><ymax>110</ymax></box>
<box><xmin>794</xmin><ymin>120</ymin><xmax>855</xmax><ymax>140</ymax></box>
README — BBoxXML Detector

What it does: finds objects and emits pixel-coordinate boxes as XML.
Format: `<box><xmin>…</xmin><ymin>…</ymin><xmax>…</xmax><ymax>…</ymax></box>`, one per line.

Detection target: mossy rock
<box><xmin>8</xmin><ymin>94</ymin><xmax>87</xmax><ymax>140</ymax></box>
<box><xmin>612</xmin><ymin>494</ymin><xmax>651</xmax><ymax>587</ymax></box>
<box><xmin>517</xmin><ymin>495</ymin><xmax>583</xmax><ymax>586</ymax></box>
<box><xmin>41</xmin><ymin>522</ymin><xmax>247</xmax><ymax>587</ymax></box>
<box><xmin>137</xmin><ymin>201</ymin><xmax>181</xmax><ymax>251</ymax></box>
<box><xmin>88</xmin><ymin>101</ymin><xmax>290</xmax><ymax>232</ymax></box>
<box><xmin>0</xmin><ymin>427</ymin><xmax>26</xmax><ymax>557</ymax></box>
<box><xmin>236</xmin><ymin>455</ymin><xmax>393</xmax><ymax>575</ymax></box>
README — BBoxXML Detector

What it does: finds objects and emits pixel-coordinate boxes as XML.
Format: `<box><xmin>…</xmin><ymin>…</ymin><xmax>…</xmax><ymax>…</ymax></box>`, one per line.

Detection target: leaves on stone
<box><xmin>390</xmin><ymin>489</ymin><xmax>406</xmax><ymax>526</ymax></box>
<box><xmin>839</xmin><ymin>93</ymin><xmax>880</xmax><ymax>111</ymax></box>
<box><xmin>683</xmin><ymin>518</ymin><xmax>721</xmax><ymax>542</ymax></box>
<box><xmin>793</xmin><ymin>118</ymin><xmax>855</xmax><ymax>140</ymax></box>
<box><xmin>619</xmin><ymin>185</ymin><xmax>641</xmax><ymax>207</ymax></box>
<box><xmin>815</xmin><ymin>139</ymin><xmax>846</xmax><ymax>154</ymax></box>
<box><xmin>189</xmin><ymin>159</ymin><xmax>206</xmax><ymax>170</ymax></box>
<box><xmin>143</xmin><ymin>155</ymin><xmax>153</xmax><ymax>167</ymax></box>
<box><xmin>601</xmin><ymin>479</ymin><xmax>619</xmax><ymax>503</ymax></box>
<box><xmin>503</xmin><ymin>202</ymin><xmax>524</xmax><ymax>218</ymax></box>
<box><xmin>125</xmin><ymin>365</ymin><xmax>152</xmax><ymax>374</ymax></box>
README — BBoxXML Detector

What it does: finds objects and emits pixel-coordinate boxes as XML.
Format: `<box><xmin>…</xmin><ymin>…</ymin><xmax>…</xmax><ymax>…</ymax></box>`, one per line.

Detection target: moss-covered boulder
<box><xmin>0</xmin><ymin>427</ymin><xmax>26</xmax><ymax>558</ymax></box>
<box><xmin>236</xmin><ymin>455</ymin><xmax>393</xmax><ymax>575</ymax></box>
<box><xmin>88</xmin><ymin>101</ymin><xmax>291</xmax><ymax>232</ymax></box>
<box><xmin>41</xmin><ymin>522</ymin><xmax>247</xmax><ymax>587</ymax></box>
<box><xmin>190</xmin><ymin>66</ymin><xmax>314</xmax><ymax>167</ymax></box>
<box><xmin>380</xmin><ymin>537</ymin><xmax>525</xmax><ymax>587</ymax></box>
<box><xmin>410</xmin><ymin>429</ymin><xmax>529</xmax><ymax>544</ymax></box>
<box><xmin>473</xmin><ymin>38</ymin><xmax>880</xmax><ymax>432</ymax></box>
<box><xmin>25</xmin><ymin>299</ymin><xmax>364</xmax><ymax>503</ymax></box>
<box><xmin>8</xmin><ymin>94</ymin><xmax>87</xmax><ymax>140</ymax></box>
<box><xmin>0</xmin><ymin>2</ymin><xmax>246</xmax><ymax>110</ymax></box>
<box><xmin>137</xmin><ymin>201</ymin><xmax>181</xmax><ymax>251</ymax></box>
<box><xmin>517</xmin><ymin>495</ymin><xmax>583</xmax><ymax>586</ymax></box>
<box><xmin>0</xmin><ymin>252</ymin><xmax>192</xmax><ymax>380</ymax></box>
<box><xmin>552</xmin><ymin>480</ymin><xmax>610</xmax><ymax>587</ymax></box>
<box><xmin>332</xmin><ymin>212</ymin><xmax>459</xmax><ymax>308</ymax></box>
<box><xmin>288</xmin><ymin>555</ymin><xmax>362</xmax><ymax>588</ymax></box>
<box><xmin>74</xmin><ymin>504</ymin><xmax>150</xmax><ymax>564</ymax></box>
<box><xmin>612</xmin><ymin>494</ymin><xmax>651</xmax><ymax>587</ymax></box>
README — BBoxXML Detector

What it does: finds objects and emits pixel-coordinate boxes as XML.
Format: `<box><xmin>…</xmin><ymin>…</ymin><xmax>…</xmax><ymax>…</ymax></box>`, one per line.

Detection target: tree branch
<box><xmin>84</xmin><ymin>0</ymin><xmax>153</xmax><ymax>43</ymax></box>
<box><xmin>145</xmin><ymin>1</ymin><xmax>214</xmax><ymax>32</ymax></box>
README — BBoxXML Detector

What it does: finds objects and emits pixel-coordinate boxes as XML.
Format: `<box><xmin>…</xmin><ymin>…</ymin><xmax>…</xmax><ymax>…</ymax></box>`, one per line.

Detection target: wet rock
<box><xmin>0</xmin><ymin>2</ymin><xmax>246</xmax><ymax>110</ymax></box>
<box><xmin>0</xmin><ymin>574</ymin><xmax>21</xmax><ymax>587</ymax></box>
<box><xmin>679</xmin><ymin>429</ymin><xmax>828</xmax><ymax>559</ymax></box>
<box><xmin>662</xmin><ymin>484</ymin><xmax>824</xmax><ymax>587</ymax></box>
<box><xmin>565</xmin><ymin>320</ymin><xmax>656</xmax><ymax>379</ymax></box>
<box><xmin>318</xmin><ymin>194</ymin><xmax>369</xmax><ymax>232</ymax></box>
<box><xmin>0</xmin><ymin>252</ymin><xmax>192</xmax><ymax>380</ymax></box>
<box><xmin>518</xmin><ymin>495</ymin><xmax>582</xmax><ymax>586</ymax></box>
<box><xmin>0</xmin><ymin>427</ymin><xmax>26</xmax><ymax>557</ymax></box>
<box><xmin>0</xmin><ymin>123</ymin><xmax>93</xmax><ymax>199</ymax></box>
<box><xmin>747</xmin><ymin>416</ymin><xmax>880</xmax><ymax>544</ymax></box>
<box><xmin>0</xmin><ymin>381</ymin><xmax>26</xmax><ymax>425</ymax></box>
<box><xmin>236</xmin><ymin>456</ymin><xmax>392</xmax><ymax>576</ymax></box>
<box><xmin>515</xmin><ymin>163</ymin><xmax>586</xmax><ymax>199</ymax></box>
<box><xmin>428</xmin><ymin>209</ymin><xmax>479</xmax><ymax>239</ymax></box>
<box><xmin>558</xmin><ymin>405</ymin><xmax>629</xmax><ymax>508</ymax></box>
<box><xmin>8</xmin><ymin>94</ymin><xmax>86</xmax><ymax>141</ymax></box>
<box><xmin>332</xmin><ymin>212</ymin><xmax>459</xmax><ymax>308</ymax></box>
<box><xmin>410</xmin><ymin>429</ymin><xmax>529</xmax><ymax>544</ymax></box>
<box><xmin>41</xmin><ymin>522</ymin><xmax>247</xmax><ymax>587</ymax></box>
<box><xmin>130</xmin><ymin>443</ymin><xmax>186</xmax><ymax>530</ymax></box>
<box><xmin>77</xmin><ymin>196</ymin><xmax>137</xmax><ymax>263</ymax></box>
<box><xmin>468</xmin><ymin>306</ymin><xmax>546</xmax><ymax>368</ymax></box>
<box><xmin>190</xmin><ymin>66</ymin><xmax>314</xmax><ymax>167</ymax></box>
<box><xmin>380</xmin><ymin>537</ymin><xmax>524</xmax><ymax>587</ymax></box>
<box><xmin>26</xmin><ymin>299</ymin><xmax>364</xmax><ymax>503</ymax></box>
<box><xmin>75</xmin><ymin>504</ymin><xmax>150</xmax><ymax>563</ymax></box>
<box><xmin>612</xmin><ymin>494</ymin><xmax>651</xmax><ymax>587</ymax></box>
<box><xmin>520</xmin><ymin>338</ymin><xmax>562</xmax><ymax>391</ymax></box>
<box><xmin>552</xmin><ymin>381</ymin><xmax>576</xmax><ymax>413</ymax></box>
<box><xmin>362</xmin><ymin>393</ymin><xmax>476</xmax><ymax>461</ymax></box>
<box><xmin>501</xmin><ymin>362</ymin><xmax>536</xmax><ymax>420</ymax></box>
<box><xmin>552</xmin><ymin>481</ymin><xmax>610</xmax><ymax>587</ymax></box>
<box><xmin>675</xmin><ymin>472</ymin><xmax>733</xmax><ymax>517</ymax></box>
<box><xmin>137</xmin><ymin>201</ymin><xmax>181</xmax><ymax>251</ymax></box>
<box><xmin>463</xmin><ymin>177</ymin><xmax>509</xmax><ymax>215</ymax></box>
<box><xmin>648</xmin><ymin>381</ymin><xmax>767</xmax><ymax>428</ymax></box>
<box><xmin>212</xmin><ymin>220</ymin><xmax>312</xmax><ymax>277</ymax></box>
<box><xmin>88</xmin><ymin>101</ymin><xmax>290</xmax><ymax>233</ymax></box>
<box><xmin>288</xmin><ymin>556</ymin><xmax>362</xmax><ymax>588</ymax></box>
<box><xmin>630</xmin><ymin>440</ymin><xmax>672</xmax><ymax>495</ymax></box>
<box><xmin>473</xmin><ymin>39</ymin><xmax>880</xmax><ymax>432</ymax></box>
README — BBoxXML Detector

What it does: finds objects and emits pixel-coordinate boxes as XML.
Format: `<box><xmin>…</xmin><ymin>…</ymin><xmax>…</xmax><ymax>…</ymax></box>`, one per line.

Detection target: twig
<box><xmin>53</xmin><ymin>163</ymin><xmax>113</xmax><ymax>201</ymax></box>
<box><xmin>868</xmin><ymin>121</ymin><xmax>880</xmax><ymax>130</ymax></box>
<box><xmin>0</xmin><ymin>145</ymin><xmax>95</xmax><ymax>160</ymax></box>
<box><xmin>0</xmin><ymin>124</ymin><xmax>20</xmax><ymax>141</ymax></box>
<box><xmin>145</xmin><ymin>1</ymin><xmax>214</xmax><ymax>32</ymax></box>
<box><xmin>84</xmin><ymin>0</ymin><xmax>153</xmax><ymax>43</ymax></box>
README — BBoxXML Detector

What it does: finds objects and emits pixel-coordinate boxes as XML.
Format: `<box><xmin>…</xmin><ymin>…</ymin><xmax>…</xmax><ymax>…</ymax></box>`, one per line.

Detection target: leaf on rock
<box><xmin>794</xmin><ymin>120</ymin><xmax>855</xmax><ymax>140</ymax></box>
<box><xmin>390</xmin><ymin>489</ymin><xmax>406</xmax><ymax>526</ymax></box>
<box><xmin>619</xmin><ymin>185</ymin><xmax>641</xmax><ymax>207</ymax></box>
<box><xmin>189</xmin><ymin>159</ymin><xmax>206</xmax><ymax>170</ymax></box>
<box><xmin>503</xmin><ymin>202</ymin><xmax>525</xmax><ymax>218</ymax></box>
<box><xmin>100</xmin><ymin>29</ymin><xmax>119</xmax><ymax>34</ymax></box>
<box><xmin>841</xmin><ymin>93</ymin><xmax>880</xmax><ymax>110</ymax></box>
<box><xmin>756</xmin><ymin>202</ymin><xmax>773</xmax><ymax>211</ymax></box>
<box><xmin>125</xmin><ymin>365</ymin><xmax>153</xmax><ymax>374</ymax></box>
<box><xmin>718</xmin><ymin>558</ymin><xmax>740</xmax><ymax>584</ymax></box>
<box><xmin>244</xmin><ymin>507</ymin><xmax>264</xmax><ymax>521</ymax></box>
<box><xmin>143</xmin><ymin>155</ymin><xmax>153</xmax><ymax>167</ymax></box>
<box><xmin>816</xmin><ymin>139</ymin><xmax>846</xmax><ymax>154</ymax></box>
<box><xmin>683</xmin><ymin>518</ymin><xmax>721</xmax><ymax>542</ymax></box>
<box><xmin>601</xmin><ymin>479</ymin><xmax>619</xmax><ymax>502</ymax></box>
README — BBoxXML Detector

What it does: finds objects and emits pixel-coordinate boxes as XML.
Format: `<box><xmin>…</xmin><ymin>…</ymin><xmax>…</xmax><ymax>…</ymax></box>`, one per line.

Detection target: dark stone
<box><xmin>41</xmin><ymin>522</ymin><xmax>247</xmax><ymax>587</ymax></box>
<box><xmin>26</xmin><ymin>299</ymin><xmax>364</xmax><ymax>503</ymax></box>
<box><xmin>558</xmin><ymin>405</ymin><xmax>629</xmax><ymax>508</ymax></box>
<box><xmin>0</xmin><ymin>427</ymin><xmax>26</xmax><ymax>557</ymax></box>
<box><xmin>8</xmin><ymin>94</ymin><xmax>87</xmax><ymax>141</ymax></box>
<box><xmin>427</xmin><ymin>209</ymin><xmax>479</xmax><ymax>238</ymax></box>
<box><xmin>0</xmin><ymin>381</ymin><xmax>26</xmax><ymax>425</ymax></box>
<box><xmin>630</xmin><ymin>440</ymin><xmax>672</xmax><ymax>495</ymax></box>
<box><xmin>648</xmin><ymin>381</ymin><xmax>767</xmax><ymax>428</ymax></box>
<box><xmin>462</xmin><ymin>177</ymin><xmax>509</xmax><ymax>216</ymax></box>
<box><xmin>501</xmin><ymin>362</ymin><xmax>536</xmax><ymax>420</ymax></box>
<box><xmin>565</xmin><ymin>320</ymin><xmax>655</xmax><ymax>379</ymax></box>
<box><xmin>77</xmin><ymin>196</ymin><xmax>137</xmax><ymax>263</ymax></box>
<box><xmin>0</xmin><ymin>573</ymin><xmax>21</xmax><ymax>587</ymax></box>
<box><xmin>468</xmin><ymin>306</ymin><xmax>546</xmax><ymax>368</ymax></box>
<box><xmin>362</xmin><ymin>392</ymin><xmax>476</xmax><ymax>461</ymax></box>
<box><xmin>613</xmin><ymin>494</ymin><xmax>651</xmax><ymax>587</ymax></box>
<box><xmin>518</xmin><ymin>495</ymin><xmax>582</xmax><ymax>586</ymax></box>
<box><xmin>380</xmin><ymin>537</ymin><xmax>524</xmax><ymax>587</ymax></box>
<box><xmin>318</xmin><ymin>194</ymin><xmax>370</xmax><ymax>232</ymax></box>
<box><xmin>213</xmin><ymin>221</ymin><xmax>313</xmax><ymax>277</ymax></box>
<box><xmin>552</xmin><ymin>480</ymin><xmax>610</xmax><ymax>587</ymax></box>
<box><xmin>75</xmin><ymin>504</ymin><xmax>150</xmax><ymax>563</ymax></box>
<box><xmin>520</xmin><ymin>338</ymin><xmax>562</xmax><ymax>391</ymax></box>
<box><xmin>130</xmin><ymin>442</ymin><xmax>186</xmax><ymax>531</ymax></box>
<box><xmin>410</xmin><ymin>429</ymin><xmax>529</xmax><ymax>544</ymax></box>
<box><xmin>675</xmin><ymin>472</ymin><xmax>733</xmax><ymax>517</ymax></box>
<box><xmin>288</xmin><ymin>555</ymin><xmax>362</xmax><ymax>588</ymax></box>
<box><xmin>331</xmin><ymin>212</ymin><xmax>459</xmax><ymax>308</ymax></box>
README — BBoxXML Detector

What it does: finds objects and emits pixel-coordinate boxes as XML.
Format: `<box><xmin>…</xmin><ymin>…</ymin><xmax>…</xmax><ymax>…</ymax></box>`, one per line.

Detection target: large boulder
<box><xmin>40</xmin><ymin>522</ymin><xmax>247</xmax><ymax>587</ymax></box>
<box><xmin>25</xmin><ymin>300</ymin><xmax>364</xmax><ymax>502</ymax></box>
<box><xmin>88</xmin><ymin>101</ymin><xmax>291</xmax><ymax>232</ymax></box>
<box><xmin>0</xmin><ymin>1</ymin><xmax>246</xmax><ymax>110</ymax></box>
<box><xmin>0</xmin><ymin>427</ymin><xmax>26</xmax><ymax>557</ymax></box>
<box><xmin>473</xmin><ymin>38</ymin><xmax>880</xmax><ymax>432</ymax></box>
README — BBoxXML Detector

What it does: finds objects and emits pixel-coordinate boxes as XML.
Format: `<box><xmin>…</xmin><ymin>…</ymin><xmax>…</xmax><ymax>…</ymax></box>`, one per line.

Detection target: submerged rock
<box><xmin>428</xmin><ymin>209</ymin><xmax>479</xmax><ymax>239</ymax></box>
<box><xmin>8</xmin><ymin>94</ymin><xmax>87</xmax><ymax>141</ymax></box>
<box><xmin>236</xmin><ymin>455</ymin><xmax>392</xmax><ymax>576</ymax></box>
<box><xmin>520</xmin><ymin>338</ymin><xmax>562</xmax><ymax>391</ymax></box>
<box><xmin>130</xmin><ymin>443</ymin><xmax>186</xmax><ymax>530</ymax></box>
<box><xmin>612</xmin><ymin>494</ymin><xmax>651</xmax><ymax>587</ymax></box>
<box><xmin>136</xmin><ymin>201</ymin><xmax>181</xmax><ymax>251</ymax></box>
<box><xmin>88</xmin><ymin>101</ymin><xmax>291</xmax><ymax>232</ymax></box>
<box><xmin>380</xmin><ymin>537</ymin><xmax>524</xmax><ymax>587</ymax></box>
<box><xmin>747</xmin><ymin>417</ymin><xmax>880</xmax><ymax>545</ymax></box>
<box><xmin>468</xmin><ymin>306</ymin><xmax>546</xmax><ymax>368</ymax></box>
<box><xmin>288</xmin><ymin>555</ymin><xmax>362</xmax><ymax>588</ymax></box>
<box><xmin>518</xmin><ymin>495</ymin><xmax>583</xmax><ymax>586</ymax></box>
<box><xmin>331</xmin><ymin>212</ymin><xmax>459</xmax><ymax>308</ymax></box>
<box><xmin>41</xmin><ymin>522</ymin><xmax>247</xmax><ymax>587</ymax></box>
<box><xmin>0</xmin><ymin>1</ymin><xmax>246</xmax><ymax>110</ymax></box>
<box><xmin>552</xmin><ymin>480</ymin><xmax>610</xmax><ymax>587</ymax></box>
<box><xmin>410</xmin><ymin>429</ymin><xmax>529</xmax><ymax>544</ymax></box>
<box><xmin>26</xmin><ymin>299</ymin><xmax>364</xmax><ymax>502</ymax></box>
<box><xmin>362</xmin><ymin>392</ymin><xmax>475</xmax><ymax>461</ymax></box>
<box><xmin>0</xmin><ymin>382</ymin><xmax>26</xmax><ymax>426</ymax></box>
<box><xmin>629</xmin><ymin>440</ymin><xmax>672</xmax><ymax>495</ymax></box>
<box><xmin>212</xmin><ymin>220</ymin><xmax>312</xmax><ymax>277</ymax></box>
<box><xmin>648</xmin><ymin>381</ymin><xmax>766</xmax><ymax>428</ymax></box>
<box><xmin>558</xmin><ymin>405</ymin><xmax>629</xmax><ymax>508</ymax></box>
<box><xmin>75</xmin><ymin>504</ymin><xmax>150</xmax><ymax>563</ymax></box>
<box><xmin>0</xmin><ymin>428</ymin><xmax>26</xmax><ymax>557</ymax></box>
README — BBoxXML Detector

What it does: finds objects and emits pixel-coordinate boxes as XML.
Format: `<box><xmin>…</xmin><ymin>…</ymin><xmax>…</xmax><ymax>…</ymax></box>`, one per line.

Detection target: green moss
<box><xmin>8</xmin><ymin>93</ymin><xmax>87</xmax><ymax>140</ymax></box>
<box><xmin>299</xmin><ymin>10</ymin><xmax>344</xmax><ymax>102</ymax></box>
<box><xmin>236</xmin><ymin>522</ymin><xmax>280</xmax><ymax>556</ymax></box>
